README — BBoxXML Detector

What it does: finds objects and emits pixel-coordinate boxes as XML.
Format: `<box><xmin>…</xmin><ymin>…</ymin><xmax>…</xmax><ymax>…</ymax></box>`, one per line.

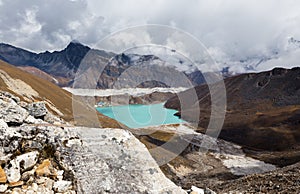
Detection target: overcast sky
<box><xmin>0</xmin><ymin>0</ymin><xmax>300</xmax><ymax>71</ymax></box>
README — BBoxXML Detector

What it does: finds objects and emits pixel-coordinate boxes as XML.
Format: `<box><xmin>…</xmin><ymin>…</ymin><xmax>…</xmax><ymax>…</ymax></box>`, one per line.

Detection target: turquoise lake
<box><xmin>96</xmin><ymin>103</ymin><xmax>184</xmax><ymax>128</ymax></box>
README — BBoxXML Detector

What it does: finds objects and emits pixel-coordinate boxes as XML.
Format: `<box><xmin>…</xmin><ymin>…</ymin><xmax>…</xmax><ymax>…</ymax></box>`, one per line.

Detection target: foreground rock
<box><xmin>61</xmin><ymin>127</ymin><xmax>186</xmax><ymax>193</ymax></box>
<box><xmin>0</xmin><ymin>125</ymin><xmax>185</xmax><ymax>193</ymax></box>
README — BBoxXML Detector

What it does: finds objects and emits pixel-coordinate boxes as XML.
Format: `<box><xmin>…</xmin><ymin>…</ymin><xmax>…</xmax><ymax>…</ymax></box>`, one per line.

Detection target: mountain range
<box><xmin>1</xmin><ymin>37</ymin><xmax>300</xmax><ymax>89</ymax></box>
<box><xmin>0</xmin><ymin>42</ymin><xmax>210</xmax><ymax>88</ymax></box>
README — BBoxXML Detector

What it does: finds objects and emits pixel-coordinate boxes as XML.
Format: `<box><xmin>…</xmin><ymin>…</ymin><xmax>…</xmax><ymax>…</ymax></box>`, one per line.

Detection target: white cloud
<box><xmin>256</xmin><ymin>49</ymin><xmax>300</xmax><ymax>72</ymax></box>
<box><xmin>96</xmin><ymin>28</ymin><xmax>152</xmax><ymax>53</ymax></box>
<box><xmin>0</xmin><ymin>0</ymin><xmax>300</xmax><ymax>71</ymax></box>
<box><xmin>21</xmin><ymin>7</ymin><xmax>41</xmax><ymax>34</ymax></box>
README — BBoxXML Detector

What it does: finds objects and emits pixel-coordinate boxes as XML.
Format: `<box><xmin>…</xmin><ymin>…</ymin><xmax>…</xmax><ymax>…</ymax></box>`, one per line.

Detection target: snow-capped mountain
<box><xmin>216</xmin><ymin>37</ymin><xmax>300</xmax><ymax>75</ymax></box>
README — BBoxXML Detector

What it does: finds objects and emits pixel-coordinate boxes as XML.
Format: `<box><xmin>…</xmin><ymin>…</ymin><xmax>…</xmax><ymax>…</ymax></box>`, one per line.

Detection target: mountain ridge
<box><xmin>0</xmin><ymin>42</ymin><xmax>218</xmax><ymax>88</ymax></box>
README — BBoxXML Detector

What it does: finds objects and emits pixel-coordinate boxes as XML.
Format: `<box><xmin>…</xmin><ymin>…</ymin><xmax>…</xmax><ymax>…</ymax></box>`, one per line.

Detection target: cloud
<box><xmin>0</xmin><ymin>0</ymin><xmax>299</xmax><ymax>72</ymax></box>
<box><xmin>256</xmin><ymin>49</ymin><xmax>300</xmax><ymax>72</ymax></box>
<box><xmin>95</xmin><ymin>27</ymin><xmax>153</xmax><ymax>53</ymax></box>
<box><xmin>0</xmin><ymin>0</ymin><xmax>101</xmax><ymax>51</ymax></box>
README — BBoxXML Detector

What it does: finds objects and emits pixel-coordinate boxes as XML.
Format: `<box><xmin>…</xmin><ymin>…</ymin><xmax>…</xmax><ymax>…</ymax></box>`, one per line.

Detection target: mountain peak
<box><xmin>70</xmin><ymin>39</ymin><xmax>83</xmax><ymax>45</ymax></box>
<box><xmin>65</xmin><ymin>41</ymin><xmax>90</xmax><ymax>53</ymax></box>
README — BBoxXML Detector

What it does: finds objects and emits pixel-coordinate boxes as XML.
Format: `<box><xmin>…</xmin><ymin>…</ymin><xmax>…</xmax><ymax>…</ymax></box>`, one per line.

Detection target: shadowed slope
<box><xmin>165</xmin><ymin>67</ymin><xmax>300</xmax><ymax>153</ymax></box>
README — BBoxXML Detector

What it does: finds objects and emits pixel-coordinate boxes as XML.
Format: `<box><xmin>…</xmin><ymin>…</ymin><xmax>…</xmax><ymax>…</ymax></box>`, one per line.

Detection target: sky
<box><xmin>0</xmin><ymin>0</ymin><xmax>300</xmax><ymax>72</ymax></box>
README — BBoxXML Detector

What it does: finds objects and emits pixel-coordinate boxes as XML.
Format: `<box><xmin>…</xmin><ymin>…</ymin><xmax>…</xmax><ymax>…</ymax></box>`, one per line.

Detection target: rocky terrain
<box><xmin>133</xmin><ymin>124</ymin><xmax>280</xmax><ymax>192</ymax></box>
<box><xmin>134</xmin><ymin>124</ymin><xmax>300</xmax><ymax>193</ymax></box>
<box><xmin>0</xmin><ymin>91</ymin><xmax>188</xmax><ymax>193</ymax></box>
<box><xmin>212</xmin><ymin>161</ymin><xmax>300</xmax><ymax>193</ymax></box>
<box><xmin>0</xmin><ymin>91</ymin><xmax>76</xmax><ymax>193</ymax></box>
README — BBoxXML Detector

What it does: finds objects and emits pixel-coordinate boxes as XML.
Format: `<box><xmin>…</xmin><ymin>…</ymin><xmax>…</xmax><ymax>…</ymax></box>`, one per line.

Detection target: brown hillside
<box><xmin>165</xmin><ymin>67</ymin><xmax>300</xmax><ymax>162</ymax></box>
<box><xmin>0</xmin><ymin>60</ymin><xmax>121</xmax><ymax>128</ymax></box>
<box><xmin>18</xmin><ymin>66</ymin><xmax>59</xmax><ymax>84</ymax></box>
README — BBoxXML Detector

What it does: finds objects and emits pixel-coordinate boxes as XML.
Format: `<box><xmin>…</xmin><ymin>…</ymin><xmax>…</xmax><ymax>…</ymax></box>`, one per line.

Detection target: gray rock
<box><xmin>0</xmin><ymin>91</ymin><xmax>20</xmax><ymax>103</ymax></box>
<box><xmin>0</xmin><ymin>99</ymin><xmax>28</xmax><ymax>125</ymax></box>
<box><xmin>21</xmin><ymin>169</ymin><xmax>35</xmax><ymax>182</ymax></box>
<box><xmin>0</xmin><ymin>119</ymin><xmax>8</xmax><ymax>129</ymax></box>
<box><xmin>53</xmin><ymin>180</ymin><xmax>72</xmax><ymax>192</ymax></box>
<box><xmin>0</xmin><ymin>124</ymin><xmax>21</xmax><ymax>140</ymax></box>
<box><xmin>18</xmin><ymin>101</ymin><xmax>28</xmax><ymax>108</ymax></box>
<box><xmin>0</xmin><ymin>184</ymin><xmax>8</xmax><ymax>192</ymax></box>
<box><xmin>0</xmin><ymin>124</ymin><xmax>186</xmax><ymax>194</ymax></box>
<box><xmin>0</xmin><ymin>153</ymin><xmax>12</xmax><ymax>166</ymax></box>
<box><xmin>25</xmin><ymin>189</ymin><xmax>35</xmax><ymax>194</ymax></box>
<box><xmin>65</xmin><ymin>138</ymin><xmax>82</xmax><ymax>148</ymax></box>
<box><xmin>12</xmin><ymin>188</ymin><xmax>23</xmax><ymax>193</ymax></box>
<box><xmin>44</xmin><ymin>112</ymin><xmax>64</xmax><ymax>124</ymax></box>
<box><xmin>44</xmin><ymin>177</ymin><xmax>55</xmax><ymax>190</ymax></box>
<box><xmin>0</xmin><ymin>124</ymin><xmax>22</xmax><ymax>153</ymax></box>
<box><xmin>56</xmin><ymin>170</ymin><xmax>64</xmax><ymax>181</ymax></box>
<box><xmin>26</xmin><ymin>102</ymin><xmax>48</xmax><ymax>118</ymax></box>
<box><xmin>16</xmin><ymin>151</ymin><xmax>39</xmax><ymax>171</ymax></box>
<box><xmin>60</xmin><ymin>127</ymin><xmax>186</xmax><ymax>194</ymax></box>
<box><xmin>24</xmin><ymin>115</ymin><xmax>45</xmax><ymax>124</ymax></box>
<box><xmin>205</xmin><ymin>187</ymin><xmax>216</xmax><ymax>194</ymax></box>
<box><xmin>31</xmin><ymin>183</ymin><xmax>38</xmax><ymax>191</ymax></box>
<box><xmin>36</xmin><ymin>186</ymin><xmax>54</xmax><ymax>194</ymax></box>
<box><xmin>4</xmin><ymin>159</ymin><xmax>21</xmax><ymax>183</ymax></box>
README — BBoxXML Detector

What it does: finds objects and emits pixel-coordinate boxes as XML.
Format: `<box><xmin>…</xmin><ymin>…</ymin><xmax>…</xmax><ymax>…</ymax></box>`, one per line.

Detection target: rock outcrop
<box><xmin>26</xmin><ymin>102</ymin><xmax>48</xmax><ymax>119</ymax></box>
<box><xmin>0</xmin><ymin>94</ymin><xmax>28</xmax><ymax>125</ymax></box>
<box><xmin>60</xmin><ymin>127</ymin><xmax>185</xmax><ymax>193</ymax></box>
